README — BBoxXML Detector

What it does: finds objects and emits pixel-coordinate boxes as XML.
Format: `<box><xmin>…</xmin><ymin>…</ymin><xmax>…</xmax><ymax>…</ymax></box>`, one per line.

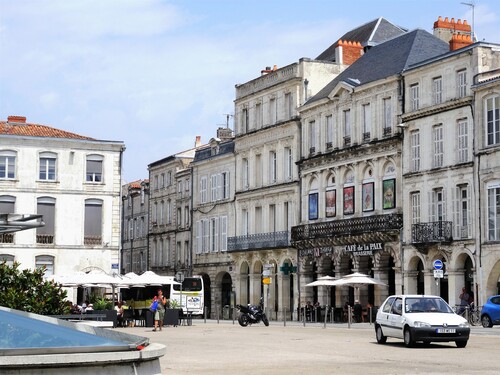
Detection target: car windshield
<box><xmin>405</xmin><ymin>297</ymin><xmax>453</xmax><ymax>313</ymax></box>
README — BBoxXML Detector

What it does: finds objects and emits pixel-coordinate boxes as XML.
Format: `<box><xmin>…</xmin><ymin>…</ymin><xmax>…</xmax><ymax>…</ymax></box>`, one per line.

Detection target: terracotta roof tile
<box><xmin>0</xmin><ymin>120</ymin><xmax>95</xmax><ymax>140</ymax></box>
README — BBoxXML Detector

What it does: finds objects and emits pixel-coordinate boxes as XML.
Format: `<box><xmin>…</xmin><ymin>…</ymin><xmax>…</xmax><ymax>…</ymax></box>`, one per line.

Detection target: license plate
<box><xmin>436</xmin><ymin>328</ymin><xmax>456</xmax><ymax>333</ymax></box>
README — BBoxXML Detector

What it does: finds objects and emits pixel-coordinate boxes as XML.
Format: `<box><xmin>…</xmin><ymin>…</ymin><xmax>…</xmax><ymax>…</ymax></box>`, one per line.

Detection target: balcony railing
<box><xmin>411</xmin><ymin>221</ymin><xmax>453</xmax><ymax>244</ymax></box>
<box><xmin>36</xmin><ymin>234</ymin><xmax>54</xmax><ymax>244</ymax></box>
<box><xmin>0</xmin><ymin>233</ymin><xmax>14</xmax><ymax>243</ymax></box>
<box><xmin>227</xmin><ymin>231</ymin><xmax>289</xmax><ymax>252</ymax></box>
<box><xmin>292</xmin><ymin>213</ymin><xmax>403</xmax><ymax>242</ymax></box>
<box><xmin>84</xmin><ymin>235</ymin><xmax>102</xmax><ymax>246</ymax></box>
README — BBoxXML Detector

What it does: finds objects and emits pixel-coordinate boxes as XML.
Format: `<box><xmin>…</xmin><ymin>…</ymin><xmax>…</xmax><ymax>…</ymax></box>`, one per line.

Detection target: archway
<box><xmin>202</xmin><ymin>274</ymin><xmax>211</xmax><ymax>317</ymax></box>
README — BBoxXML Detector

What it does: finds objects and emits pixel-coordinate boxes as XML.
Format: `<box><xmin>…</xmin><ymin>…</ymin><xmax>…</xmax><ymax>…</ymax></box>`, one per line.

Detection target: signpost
<box><xmin>433</xmin><ymin>259</ymin><xmax>444</xmax><ymax>287</ymax></box>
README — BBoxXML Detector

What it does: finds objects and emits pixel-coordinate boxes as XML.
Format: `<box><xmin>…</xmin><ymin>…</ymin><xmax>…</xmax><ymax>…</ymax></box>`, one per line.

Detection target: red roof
<box><xmin>0</xmin><ymin>117</ymin><xmax>95</xmax><ymax>141</ymax></box>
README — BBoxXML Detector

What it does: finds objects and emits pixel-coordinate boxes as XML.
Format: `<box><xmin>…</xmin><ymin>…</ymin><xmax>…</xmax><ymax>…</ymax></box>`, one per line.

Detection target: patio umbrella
<box><xmin>306</xmin><ymin>276</ymin><xmax>339</xmax><ymax>307</ymax></box>
<box><xmin>331</xmin><ymin>272</ymin><xmax>387</xmax><ymax>301</ymax></box>
<box><xmin>135</xmin><ymin>271</ymin><xmax>180</xmax><ymax>286</ymax></box>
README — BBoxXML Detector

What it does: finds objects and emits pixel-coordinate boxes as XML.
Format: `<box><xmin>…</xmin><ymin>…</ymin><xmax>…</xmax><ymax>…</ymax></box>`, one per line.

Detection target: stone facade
<box><xmin>0</xmin><ymin>116</ymin><xmax>125</xmax><ymax>303</ymax></box>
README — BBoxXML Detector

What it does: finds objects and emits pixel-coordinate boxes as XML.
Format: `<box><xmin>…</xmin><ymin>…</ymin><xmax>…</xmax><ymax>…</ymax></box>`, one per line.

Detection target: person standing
<box><xmin>153</xmin><ymin>289</ymin><xmax>167</xmax><ymax>332</ymax></box>
<box><xmin>458</xmin><ymin>287</ymin><xmax>470</xmax><ymax>314</ymax></box>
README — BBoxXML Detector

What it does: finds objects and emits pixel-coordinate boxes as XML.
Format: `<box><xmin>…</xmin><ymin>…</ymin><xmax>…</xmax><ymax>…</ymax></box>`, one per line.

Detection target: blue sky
<box><xmin>1</xmin><ymin>0</ymin><xmax>498</xmax><ymax>183</ymax></box>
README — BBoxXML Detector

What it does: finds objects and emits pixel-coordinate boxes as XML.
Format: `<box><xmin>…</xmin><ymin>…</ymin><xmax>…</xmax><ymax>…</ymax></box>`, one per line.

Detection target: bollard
<box><xmin>369</xmin><ymin>306</ymin><xmax>372</xmax><ymax>325</ymax></box>
<box><xmin>323</xmin><ymin>305</ymin><xmax>328</xmax><ymax>329</ymax></box>
<box><xmin>216</xmin><ymin>306</ymin><xmax>219</xmax><ymax>324</ymax></box>
<box><xmin>348</xmin><ymin>305</ymin><xmax>352</xmax><ymax>329</ymax></box>
<box><xmin>303</xmin><ymin>308</ymin><xmax>306</xmax><ymax>327</ymax></box>
<box><xmin>233</xmin><ymin>307</ymin><xmax>236</xmax><ymax>325</ymax></box>
<box><xmin>284</xmin><ymin>307</ymin><xmax>287</xmax><ymax>327</ymax></box>
<box><xmin>204</xmin><ymin>306</ymin><xmax>207</xmax><ymax>323</ymax></box>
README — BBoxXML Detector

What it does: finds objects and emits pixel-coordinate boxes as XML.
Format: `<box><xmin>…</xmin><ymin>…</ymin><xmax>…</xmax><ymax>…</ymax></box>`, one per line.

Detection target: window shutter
<box><xmin>466</xmin><ymin>185</ymin><xmax>472</xmax><ymax>238</ymax></box>
<box><xmin>453</xmin><ymin>187</ymin><xmax>459</xmax><ymax>238</ymax></box>
<box><xmin>220</xmin><ymin>216</ymin><xmax>227</xmax><ymax>251</ymax></box>
<box><xmin>196</xmin><ymin>221</ymin><xmax>202</xmax><ymax>254</ymax></box>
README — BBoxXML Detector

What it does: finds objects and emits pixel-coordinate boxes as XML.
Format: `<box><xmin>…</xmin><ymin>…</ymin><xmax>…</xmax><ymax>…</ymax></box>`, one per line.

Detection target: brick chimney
<box><xmin>195</xmin><ymin>135</ymin><xmax>201</xmax><ymax>147</ymax></box>
<box><xmin>449</xmin><ymin>33</ymin><xmax>473</xmax><ymax>51</ymax></box>
<box><xmin>335</xmin><ymin>40</ymin><xmax>363</xmax><ymax>65</ymax></box>
<box><xmin>7</xmin><ymin>116</ymin><xmax>27</xmax><ymax>124</ymax></box>
<box><xmin>433</xmin><ymin>16</ymin><xmax>472</xmax><ymax>46</ymax></box>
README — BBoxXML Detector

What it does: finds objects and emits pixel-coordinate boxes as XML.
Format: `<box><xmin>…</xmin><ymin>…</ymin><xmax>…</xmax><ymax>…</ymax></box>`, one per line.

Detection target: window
<box><xmin>411</xmin><ymin>192</ymin><xmax>421</xmax><ymax>224</ymax></box>
<box><xmin>457</xmin><ymin>70</ymin><xmax>467</xmax><ymax>98</ymax></box>
<box><xmin>285</xmin><ymin>92</ymin><xmax>293</xmax><ymax>119</ymax></box>
<box><xmin>457</xmin><ymin>119</ymin><xmax>469</xmax><ymax>163</ymax></box>
<box><xmin>284</xmin><ymin>147</ymin><xmax>292</xmax><ymax>180</ymax></box>
<box><xmin>184</xmin><ymin>205</ymin><xmax>189</xmax><ymax>226</ymax></box>
<box><xmin>242</xmin><ymin>209</ymin><xmax>248</xmax><ymax>235</ymax></box>
<box><xmin>255</xmin><ymin>154</ymin><xmax>262</xmax><ymax>187</ymax></box>
<box><xmin>159</xmin><ymin>201</ymin><xmax>164</xmax><ymax>224</ymax></box>
<box><xmin>487</xmin><ymin>183</ymin><xmax>500</xmax><ymax>241</ymax></box>
<box><xmin>128</xmin><ymin>219</ymin><xmax>134</xmax><ymax>240</ymax></box>
<box><xmin>269</xmin><ymin>151</ymin><xmax>277</xmax><ymax>182</ymax></box>
<box><xmin>410</xmin><ymin>84</ymin><xmax>419</xmax><ymax>111</ymax></box>
<box><xmin>84</xmin><ymin>199</ymin><xmax>102</xmax><ymax>245</ymax></box>
<box><xmin>0</xmin><ymin>150</ymin><xmax>16</xmax><ymax>179</ymax></box>
<box><xmin>211</xmin><ymin>174</ymin><xmax>217</xmax><ymax>202</ymax></box>
<box><xmin>343</xmin><ymin>110</ymin><xmax>351</xmax><ymax>146</ymax></box>
<box><xmin>154</xmin><ymin>175</ymin><xmax>158</xmax><ymax>190</ymax></box>
<box><xmin>167</xmin><ymin>199</ymin><xmax>172</xmax><ymax>223</ymax></box>
<box><xmin>210</xmin><ymin>217</ymin><xmax>218</xmax><ymax>252</ymax></box>
<box><xmin>242</xmin><ymin>108</ymin><xmax>249</xmax><ymax>132</ymax></box>
<box><xmin>0</xmin><ymin>195</ymin><xmax>15</xmax><ymax>244</ymax></box>
<box><xmin>433</xmin><ymin>125</ymin><xmax>444</xmax><ymax>167</ymax></box>
<box><xmin>35</xmin><ymin>255</ymin><xmax>54</xmax><ymax>276</ymax></box>
<box><xmin>362</xmin><ymin>104</ymin><xmax>371</xmax><ymax>141</ymax></box>
<box><xmin>178</xmin><ymin>180</ymin><xmax>183</xmax><ymax>195</ymax></box>
<box><xmin>160</xmin><ymin>173</ymin><xmax>165</xmax><ymax>188</ymax></box>
<box><xmin>383</xmin><ymin>98</ymin><xmax>392</xmax><ymax>133</ymax></box>
<box><xmin>0</xmin><ymin>254</ymin><xmax>14</xmax><ymax>267</ymax></box>
<box><xmin>325</xmin><ymin>115</ymin><xmax>334</xmax><ymax>148</ymax></box>
<box><xmin>167</xmin><ymin>171</ymin><xmax>172</xmax><ymax>186</ymax></box>
<box><xmin>37</xmin><ymin>197</ymin><xmax>55</xmax><ymax>244</ymax></box>
<box><xmin>309</xmin><ymin>192</ymin><xmax>319</xmax><ymax>220</ymax></box>
<box><xmin>177</xmin><ymin>207</ymin><xmax>182</xmax><ymax>227</ymax></box>
<box><xmin>455</xmin><ymin>185</ymin><xmax>471</xmax><ymax>239</ymax></box>
<box><xmin>220</xmin><ymin>216</ymin><xmax>227</xmax><ymax>252</ymax></box>
<box><xmin>486</xmin><ymin>96</ymin><xmax>500</xmax><ymax>146</ymax></box>
<box><xmin>269</xmin><ymin>98</ymin><xmax>277</xmax><ymax>125</ymax></box>
<box><xmin>221</xmin><ymin>171</ymin><xmax>229</xmax><ymax>199</ymax></box>
<box><xmin>39</xmin><ymin>152</ymin><xmax>56</xmax><ymax>181</ymax></box>
<box><xmin>86</xmin><ymin>154</ymin><xmax>103</xmax><ymax>182</ymax></box>
<box><xmin>152</xmin><ymin>201</ymin><xmax>157</xmax><ymax>224</ymax></box>
<box><xmin>242</xmin><ymin>158</ymin><xmax>249</xmax><ymax>189</ymax></box>
<box><xmin>200</xmin><ymin>176</ymin><xmax>207</xmax><ymax>203</ymax></box>
<box><xmin>431</xmin><ymin>188</ymin><xmax>445</xmax><ymax>222</ymax></box>
<box><xmin>140</xmin><ymin>217</ymin><xmax>145</xmax><ymax>237</ymax></box>
<box><xmin>255</xmin><ymin>103</ymin><xmax>263</xmax><ymax>128</ymax></box>
<box><xmin>410</xmin><ymin>130</ymin><xmax>420</xmax><ymax>172</ymax></box>
<box><xmin>255</xmin><ymin>207</ymin><xmax>262</xmax><ymax>233</ymax></box>
<box><xmin>269</xmin><ymin>204</ymin><xmax>276</xmax><ymax>232</ymax></box>
<box><xmin>433</xmin><ymin>77</ymin><xmax>442</xmax><ymax>105</ymax></box>
<box><xmin>309</xmin><ymin>120</ymin><xmax>316</xmax><ymax>153</ymax></box>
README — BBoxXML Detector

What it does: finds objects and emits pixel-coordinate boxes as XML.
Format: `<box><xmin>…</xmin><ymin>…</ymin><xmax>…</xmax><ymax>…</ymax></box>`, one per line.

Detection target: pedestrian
<box><xmin>153</xmin><ymin>289</ymin><xmax>167</xmax><ymax>332</ymax></box>
<box><xmin>458</xmin><ymin>287</ymin><xmax>469</xmax><ymax>314</ymax></box>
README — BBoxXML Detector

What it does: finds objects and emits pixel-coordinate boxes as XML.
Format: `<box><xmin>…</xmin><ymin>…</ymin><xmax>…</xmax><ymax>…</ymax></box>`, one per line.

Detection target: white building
<box><xmin>0</xmin><ymin>116</ymin><xmax>125</xmax><ymax>303</ymax></box>
<box><xmin>191</xmin><ymin>127</ymin><xmax>235</xmax><ymax>317</ymax></box>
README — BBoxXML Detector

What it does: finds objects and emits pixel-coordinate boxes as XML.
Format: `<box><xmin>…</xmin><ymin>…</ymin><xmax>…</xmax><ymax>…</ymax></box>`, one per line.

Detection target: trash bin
<box><xmin>223</xmin><ymin>305</ymin><xmax>230</xmax><ymax>320</ymax></box>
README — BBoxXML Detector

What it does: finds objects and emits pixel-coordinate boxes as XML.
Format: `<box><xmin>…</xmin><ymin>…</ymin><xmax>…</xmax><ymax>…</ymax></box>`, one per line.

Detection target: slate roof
<box><xmin>194</xmin><ymin>140</ymin><xmax>235</xmax><ymax>162</ymax></box>
<box><xmin>308</xmin><ymin>29</ymin><xmax>450</xmax><ymax>105</ymax></box>
<box><xmin>316</xmin><ymin>17</ymin><xmax>407</xmax><ymax>62</ymax></box>
<box><xmin>0</xmin><ymin>120</ymin><xmax>95</xmax><ymax>140</ymax></box>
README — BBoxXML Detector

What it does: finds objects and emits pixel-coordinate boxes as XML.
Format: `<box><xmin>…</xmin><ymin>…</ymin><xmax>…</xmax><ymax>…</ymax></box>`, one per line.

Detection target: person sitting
<box><xmin>305</xmin><ymin>301</ymin><xmax>313</xmax><ymax>321</ymax></box>
<box><xmin>115</xmin><ymin>301</ymin><xmax>125</xmax><ymax>327</ymax></box>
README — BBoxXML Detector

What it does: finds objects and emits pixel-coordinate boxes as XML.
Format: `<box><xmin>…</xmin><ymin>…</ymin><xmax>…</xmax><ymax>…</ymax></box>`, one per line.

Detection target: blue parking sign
<box><xmin>433</xmin><ymin>259</ymin><xmax>443</xmax><ymax>270</ymax></box>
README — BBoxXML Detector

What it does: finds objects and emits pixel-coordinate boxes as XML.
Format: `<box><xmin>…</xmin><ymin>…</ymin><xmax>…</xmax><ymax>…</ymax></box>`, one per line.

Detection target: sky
<box><xmin>1</xmin><ymin>0</ymin><xmax>498</xmax><ymax>183</ymax></box>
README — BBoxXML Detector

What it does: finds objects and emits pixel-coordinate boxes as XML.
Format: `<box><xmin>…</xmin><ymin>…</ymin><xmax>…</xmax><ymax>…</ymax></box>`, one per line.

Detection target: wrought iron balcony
<box><xmin>227</xmin><ymin>231</ymin><xmax>289</xmax><ymax>252</ymax></box>
<box><xmin>36</xmin><ymin>234</ymin><xmax>54</xmax><ymax>244</ymax></box>
<box><xmin>291</xmin><ymin>213</ymin><xmax>403</xmax><ymax>242</ymax></box>
<box><xmin>0</xmin><ymin>233</ymin><xmax>14</xmax><ymax>243</ymax></box>
<box><xmin>411</xmin><ymin>221</ymin><xmax>453</xmax><ymax>244</ymax></box>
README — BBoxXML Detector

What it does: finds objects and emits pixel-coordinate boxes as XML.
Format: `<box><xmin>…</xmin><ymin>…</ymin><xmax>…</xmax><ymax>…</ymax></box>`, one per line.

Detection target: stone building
<box><xmin>292</xmin><ymin>29</ymin><xmax>451</xmax><ymax>309</ymax></box>
<box><xmin>147</xmin><ymin>137</ymin><xmax>203</xmax><ymax>276</ymax></box>
<box><xmin>0</xmin><ymin>115</ymin><xmax>125</xmax><ymax>303</ymax></box>
<box><xmin>400</xmin><ymin>20</ymin><xmax>500</xmax><ymax>306</ymax></box>
<box><xmin>121</xmin><ymin>179</ymin><xmax>149</xmax><ymax>274</ymax></box>
<box><xmin>191</xmin><ymin>127</ymin><xmax>235</xmax><ymax>317</ymax></box>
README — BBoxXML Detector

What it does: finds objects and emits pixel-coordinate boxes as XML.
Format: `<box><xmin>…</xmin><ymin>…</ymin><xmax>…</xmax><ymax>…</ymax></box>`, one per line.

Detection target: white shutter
<box><xmin>453</xmin><ymin>187</ymin><xmax>460</xmax><ymax>238</ymax></box>
<box><xmin>214</xmin><ymin>217</ymin><xmax>219</xmax><ymax>252</ymax></box>
<box><xmin>196</xmin><ymin>221</ymin><xmax>202</xmax><ymax>254</ymax></box>
<box><xmin>217</xmin><ymin>173</ymin><xmax>223</xmax><ymax>200</ymax></box>
<box><xmin>220</xmin><ymin>216</ymin><xmax>227</xmax><ymax>251</ymax></box>
<box><xmin>429</xmin><ymin>191</ymin><xmax>434</xmax><ymax>222</ymax></box>
<box><xmin>466</xmin><ymin>185</ymin><xmax>472</xmax><ymax>238</ymax></box>
<box><xmin>442</xmin><ymin>189</ymin><xmax>446</xmax><ymax>221</ymax></box>
<box><xmin>203</xmin><ymin>220</ymin><xmax>209</xmax><ymax>253</ymax></box>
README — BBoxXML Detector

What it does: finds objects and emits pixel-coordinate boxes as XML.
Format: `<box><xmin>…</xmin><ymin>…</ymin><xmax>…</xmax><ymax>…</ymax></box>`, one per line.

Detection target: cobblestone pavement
<box><xmin>116</xmin><ymin>320</ymin><xmax>500</xmax><ymax>375</ymax></box>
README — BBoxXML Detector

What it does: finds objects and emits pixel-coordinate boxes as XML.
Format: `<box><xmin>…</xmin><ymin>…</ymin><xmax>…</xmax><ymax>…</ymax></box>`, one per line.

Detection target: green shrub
<box><xmin>0</xmin><ymin>261</ymin><xmax>68</xmax><ymax>315</ymax></box>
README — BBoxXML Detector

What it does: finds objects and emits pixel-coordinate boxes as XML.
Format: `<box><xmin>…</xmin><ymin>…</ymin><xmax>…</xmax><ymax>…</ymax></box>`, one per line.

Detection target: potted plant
<box><xmin>165</xmin><ymin>299</ymin><xmax>181</xmax><ymax>326</ymax></box>
<box><xmin>91</xmin><ymin>297</ymin><xmax>117</xmax><ymax>327</ymax></box>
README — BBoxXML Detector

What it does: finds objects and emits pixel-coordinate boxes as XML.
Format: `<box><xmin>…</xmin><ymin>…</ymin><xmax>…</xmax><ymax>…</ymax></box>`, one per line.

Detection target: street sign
<box><xmin>176</xmin><ymin>272</ymin><xmax>185</xmax><ymax>282</ymax></box>
<box><xmin>433</xmin><ymin>269</ymin><xmax>444</xmax><ymax>278</ymax></box>
<box><xmin>433</xmin><ymin>259</ymin><xmax>443</xmax><ymax>270</ymax></box>
<box><xmin>262</xmin><ymin>270</ymin><xmax>271</xmax><ymax>277</ymax></box>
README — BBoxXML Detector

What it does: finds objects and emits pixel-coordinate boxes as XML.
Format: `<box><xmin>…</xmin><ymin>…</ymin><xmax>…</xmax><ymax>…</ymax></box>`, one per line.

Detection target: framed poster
<box><xmin>325</xmin><ymin>189</ymin><xmax>336</xmax><ymax>217</ymax></box>
<box><xmin>308</xmin><ymin>193</ymin><xmax>319</xmax><ymax>220</ymax></box>
<box><xmin>343</xmin><ymin>186</ymin><xmax>355</xmax><ymax>215</ymax></box>
<box><xmin>362</xmin><ymin>182</ymin><xmax>374</xmax><ymax>212</ymax></box>
<box><xmin>383</xmin><ymin>179</ymin><xmax>396</xmax><ymax>209</ymax></box>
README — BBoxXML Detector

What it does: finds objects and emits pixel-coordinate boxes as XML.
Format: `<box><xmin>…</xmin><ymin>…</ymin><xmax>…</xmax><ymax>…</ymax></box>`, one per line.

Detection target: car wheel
<box><xmin>456</xmin><ymin>340</ymin><xmax>468</xmax><ymax>348</ymax></box>
<box><xmin>404</xmin><ymin>327</ymin><xmax>414</xmax><ymax>348</ymax></box>
<box><xmin>481</xmin><ymin>315</ymin><xmax>493</xmax><ymax>328</ymax></box>
<box><xmin>375</xmin><ymin>325</ymin><xmax>387</xmax><ymax>344</ymax></box>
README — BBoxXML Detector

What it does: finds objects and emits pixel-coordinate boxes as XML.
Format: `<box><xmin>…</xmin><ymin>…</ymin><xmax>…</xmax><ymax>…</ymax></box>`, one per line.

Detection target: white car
<box><xmin>375</xmin><ymin>295</ymin><xmax>470</xmax><ymax>348</ymax></box>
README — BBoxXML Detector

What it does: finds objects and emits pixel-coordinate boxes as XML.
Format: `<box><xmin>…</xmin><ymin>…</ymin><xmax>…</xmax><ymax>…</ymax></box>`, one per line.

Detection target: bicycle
<box><xmin>455</xmin><ymin>304</ymin><xmax>481</xmax><ymax>326</ymax></box>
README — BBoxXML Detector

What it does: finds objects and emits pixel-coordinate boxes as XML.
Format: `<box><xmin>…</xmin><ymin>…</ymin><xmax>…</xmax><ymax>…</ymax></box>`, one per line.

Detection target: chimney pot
<box><xmin>195</xmin><ymin>136</ymin><xmax>201</xmax><ymax>147</ymax></box>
